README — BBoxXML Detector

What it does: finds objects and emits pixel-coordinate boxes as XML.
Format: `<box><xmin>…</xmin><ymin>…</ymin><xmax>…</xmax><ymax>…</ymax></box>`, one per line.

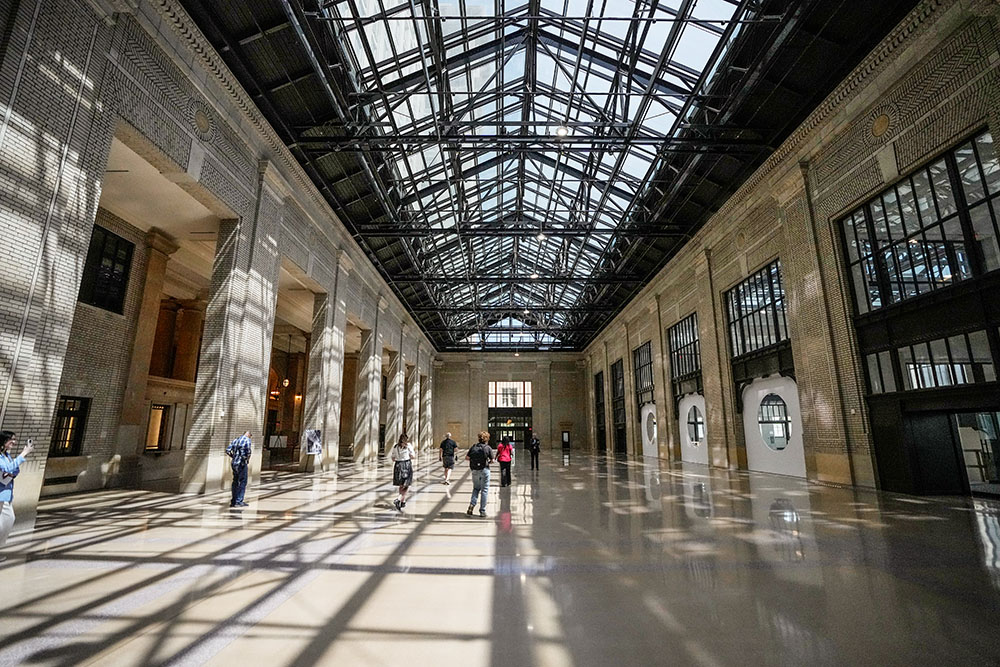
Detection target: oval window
<box><xmin>758</xmin><ymin>394</ymin><xmax>790</xmax><ymax>451</ymax></box>
<box><xmin>687</xmin><ymin>405</ymin><xmax>705</xmax><ymax>446</ymax></box>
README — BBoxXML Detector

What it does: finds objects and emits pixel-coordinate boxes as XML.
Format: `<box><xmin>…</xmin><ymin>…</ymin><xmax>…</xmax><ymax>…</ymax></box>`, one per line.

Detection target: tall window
<box><xmin>725</xmin><ymin>260</ymin><xmax>789</xmax><ymax>358</ymax></box>
<box><xmin>668</xmin><ymin>313</ymin><xmax>701</xmax><ymax>379</ymax></box>
<box><xmin>78</xmin><ymin>226</ymin><xmax>134</xmax><ymax>314</ymax></box>
<box><xmin>594</xmin><ymin>372</ymin><xmax>606</xmax><ymax>431</ymax></box>
<box><xmin>488</xmin><ymin>381</ymin><xmax>532</xmax><ymax>408</ymax></box>
<box><xmin>611</xmin><ymin>359</ymin><xmax>626</xmax><ymax>431</ymax></box>
<box><xmin>632</xmin><ymin>341</ymin><xmax>654</xmax><ymax>408</ymax></box>
<box><xmin>49</xmin><ymin>397</ymin><xmax>89</xmax><ymax>457</ymax></box>
<box><xmin>841</xmin><ymin>130</ymin><xmax>1000</xmax><ymax>315</ymax></box>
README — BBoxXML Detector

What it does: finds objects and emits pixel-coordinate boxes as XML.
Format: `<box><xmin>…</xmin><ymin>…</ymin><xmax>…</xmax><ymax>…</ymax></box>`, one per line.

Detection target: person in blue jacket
<box><xmin>0</xmin><ymin>430</ymin><xmax>34</xmax><ymax>556</ymax></box>
<box><xmin>226</xmin><ymin>430</ymin><xmax>252</xmax><ymax>508</ymax></box>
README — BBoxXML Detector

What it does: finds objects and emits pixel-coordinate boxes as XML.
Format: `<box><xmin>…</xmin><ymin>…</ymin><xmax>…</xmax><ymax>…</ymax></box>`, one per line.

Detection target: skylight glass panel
<box><xmin>327</xmin><ymin>0</ymin><xmax>746</xmax><ymax>347</ymax></box>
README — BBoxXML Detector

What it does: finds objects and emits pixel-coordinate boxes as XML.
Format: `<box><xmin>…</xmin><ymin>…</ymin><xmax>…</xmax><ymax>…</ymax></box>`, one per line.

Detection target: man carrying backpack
<box><xmin>465</xmin><ymin>431</ymin><xmax>494</xmax><ymax>517</ymax></box>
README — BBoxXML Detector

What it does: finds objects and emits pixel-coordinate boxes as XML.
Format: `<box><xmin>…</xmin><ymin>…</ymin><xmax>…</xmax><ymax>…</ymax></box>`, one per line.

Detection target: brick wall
<box><xmin>52</xmin><ymin>208</ymin><xmax>148</xmax><ymax>490</ymax></box>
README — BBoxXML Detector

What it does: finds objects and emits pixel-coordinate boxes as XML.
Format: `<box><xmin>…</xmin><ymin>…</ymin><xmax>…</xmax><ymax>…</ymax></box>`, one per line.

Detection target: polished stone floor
<box><xmin>2</xmin><ymin>450</ymin><xmax>1000</xmax><ymax>666</ymax></box>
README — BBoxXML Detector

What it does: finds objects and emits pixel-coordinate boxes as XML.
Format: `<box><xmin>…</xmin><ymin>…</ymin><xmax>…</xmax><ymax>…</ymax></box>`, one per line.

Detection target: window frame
<box><xmin>48</xmin><ymin>396</ymin><xmax>89</xmax><ymax>458</ymax></box>
<box><xmin>78</xmin><ymin>225</ymin><xmax>135</xmax><ymax>315</ymax></box>
<box><xmin>632</xmin><ymin>341</ymin><xmax>654</xmax><ymax>410</ymax></box>
<box><xmin>840</xmin><ymin>129</ymin><xmax>1000</xmax><ymax>317</ymax></box>
<box><xmin>724</xmin><ymin>259</ymin><xmax>789</xmax><ymax>359</ymax></box>
<box><xmin>668</xmin><ymin>312</ymin><xmax>701</xmax><ymax>380</ymax></box>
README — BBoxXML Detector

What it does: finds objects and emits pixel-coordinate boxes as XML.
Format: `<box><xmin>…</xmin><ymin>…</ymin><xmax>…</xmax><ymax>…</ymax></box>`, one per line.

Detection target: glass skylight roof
<box><xmin>322</xmin><ymin>0</ymin><xmax>749</xmax><ymax>347</ymax></box>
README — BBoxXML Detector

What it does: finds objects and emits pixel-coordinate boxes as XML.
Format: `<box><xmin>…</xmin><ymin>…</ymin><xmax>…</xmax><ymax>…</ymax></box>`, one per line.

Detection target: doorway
<box><xmin>955</xmin><ymin>411</ymin><xmax>1000</xmax><ymax>496</ymax></box>
<box><xmin>487</xmin><ymin>381</ymin><xmax>532</xmax><ymax>447</ymax></box>
<box><xmin>902</xmin><ymin>410</ymin><xmax>1000</xmax><ymax>496</ymax></box>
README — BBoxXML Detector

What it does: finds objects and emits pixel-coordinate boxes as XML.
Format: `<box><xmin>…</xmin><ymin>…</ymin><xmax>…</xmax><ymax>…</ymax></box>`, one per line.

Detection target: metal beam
<box><xmin>354</xmin><ymin>227</ymin><xmax>688</xmax><ymax>238</ymax></box>
<box><xmin>392</xmin><ymin>275</ymin><xmax>643</xmax><ymax>285</ymax></box>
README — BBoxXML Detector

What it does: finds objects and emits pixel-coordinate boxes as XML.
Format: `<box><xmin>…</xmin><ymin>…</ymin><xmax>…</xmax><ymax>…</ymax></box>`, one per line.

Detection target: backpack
<box><xmin>468</xmin><ymin>443</ymin><xmax>488</xmax><ymax>470</ymax></box>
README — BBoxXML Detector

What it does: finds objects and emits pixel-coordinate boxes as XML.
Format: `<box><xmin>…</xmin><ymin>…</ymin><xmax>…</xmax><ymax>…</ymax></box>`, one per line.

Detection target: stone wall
<box><xmin>584</xmin><ymin>0</ymin><xmax>1000</xmax><ymax>486</ymax></box>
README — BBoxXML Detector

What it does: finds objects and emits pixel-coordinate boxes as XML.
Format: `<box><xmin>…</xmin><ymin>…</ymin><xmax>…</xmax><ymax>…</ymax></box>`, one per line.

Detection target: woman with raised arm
<box><xmin>0</xmin><ymin>430</ymin><xmax>34</xmax><ymax>558</ymax></box>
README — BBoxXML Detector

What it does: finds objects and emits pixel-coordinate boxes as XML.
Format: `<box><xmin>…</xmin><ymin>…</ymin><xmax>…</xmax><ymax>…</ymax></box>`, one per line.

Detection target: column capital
<box><xmin>337</xmin><ymin>249</ymin><xmax>355</xmax><ymax>274</ymax></box>
<box><xmin>378</xmin><ymin>295</ymin><xmax>389</xmax><ymax>311</ymax></box>
<box><xmin>536</xmin><ymin>360</ymin><xmax>552</xmax><ymax>370</ymax></box>
<box><xmin>432</xmin><ymin>359</ymin><xmax>445</xmax><ymax>369</ymax></box>
<box><xmin>146</xmin><ymin>228</ymin><xmax>179</xmax><ymax>257</ymax></box>
<box><xmin>468</xmin><ymin>360</ymin><xmax>485</xmax><ymax>370</ymax></box>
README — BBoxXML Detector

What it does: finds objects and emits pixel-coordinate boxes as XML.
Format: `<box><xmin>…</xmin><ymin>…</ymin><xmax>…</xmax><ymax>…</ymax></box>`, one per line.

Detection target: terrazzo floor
<box><xmin>1</xmin><ymin>450</ymin><xmax>999</xmax><ymax>666</ymax></box>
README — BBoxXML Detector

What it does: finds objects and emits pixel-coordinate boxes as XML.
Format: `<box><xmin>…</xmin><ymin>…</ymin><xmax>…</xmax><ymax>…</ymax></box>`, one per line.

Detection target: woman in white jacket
<box><xmin>0</xmin><ymin>430</ymin><xmax>34</xmax><ymax>558</ymax></box>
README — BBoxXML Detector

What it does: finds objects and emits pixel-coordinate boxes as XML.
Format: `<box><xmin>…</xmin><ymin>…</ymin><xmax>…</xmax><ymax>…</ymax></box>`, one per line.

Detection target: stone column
<box><xmin>700</xmin><ymin>247</ymin><xmax>735</xmax><ymax>469</ymax></box>
<box><xmin>173</xmin><ymin>296</ymin><xmax>207</xmax><ymax>383</ymax></box>
<box><xmin>183</xmin><ymin>165</ymin><xmax>283</xmax><ymax>493</ymax></box>
<box><xmin>117</xmin><ymin>229</ymin><xmax>178</xmax><ymax>461</ymax></box>
<box><xmin>384</xmin><ymin>348</ymin><xmax>403</xmax><ymax>451</ymax></box>
<box><xmin>300</xmin><ymin>262</ymin><xmax>349</xmax><ymax>472</ymax></box>
<box><xmin>622</xmin><ymin>322</ymin><xmax>638</xmax><ymax>456</ymax></box>
<box><xmin>652</xmin><ymin>295</ymin><xmax>674</xmax><ymax>460</ymax></box>
<box><xmin>535</xmin><ymin>360</ymin><xmax>552</xmax><ymax>448</ymax></box>
<box><xmin>404</xmin><ymin>363</ymin><xmax>418</xmax><ymax>438</ymax></box>
<box><xmin>468</xmin><ymin>359</ymin><xmax>484</xmax><ymax>443</ymax></box>
<box><xmin>352</xmin><ymin>327</ymin><xmax>375</xmax><ymax>462</ymax></box>
<box><xmin>419</xmin><ymin>366</ymin><xmax>433</xmax><ymax>451</ymax></box>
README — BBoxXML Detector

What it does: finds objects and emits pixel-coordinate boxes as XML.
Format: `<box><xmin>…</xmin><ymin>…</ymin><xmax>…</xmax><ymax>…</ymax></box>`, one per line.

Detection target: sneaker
<box><xmin>237</xmin><ymin>502</ymin><xmax>249</xmax><ymax>507</ymax></box>
<box><xmin>401</xmin><ymin>501</ymin><xmax>407</xmax><ymax>508</ymax></box>
<box><xmin>479</xmin><ymin>509</ymin><xmax>487</xmax><ymax>517</ymax></box>
<box><xmin>394</xmin><ymin>499</ymin><xmax>402</xmax><ymax>512</ymax></box>
<box><xmin>466</xmin><ymin>505</ymin><xmax>474</xmax><ymax>516</ymax></box>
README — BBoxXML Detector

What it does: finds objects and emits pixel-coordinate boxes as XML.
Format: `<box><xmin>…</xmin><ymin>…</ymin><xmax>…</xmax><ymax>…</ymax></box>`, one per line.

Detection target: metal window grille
<box><xmin>668</xmin><ymin>312</ymin><xmax>701</xmax><ymax>379</ymax></box>
<box><xmin>840</xmin><ymin>130</ymin><xmax>1000</xmax><ymax>315</ymax></box>
<box><xmin>632</xmin><ymin>341</ymin><xmax>654</xmax><ymax>410</ymax></box>
<box><xmin>724</xmin><ymin>259</ymin><xmax>788</xmax><ymax>359</ymax></box>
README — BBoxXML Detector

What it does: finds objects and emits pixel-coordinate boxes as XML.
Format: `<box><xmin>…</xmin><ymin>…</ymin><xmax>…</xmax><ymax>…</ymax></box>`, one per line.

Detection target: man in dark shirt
<box><xmin>439</xmin><ymin>432</ymin><xmax>458</xmax><ymax>485</ymax></box>
<box><xmin>529</xmin><ymin>436</ymin><xmax>541</xmax><ymax>470</ymax></box>
<box><xmin>226</xmin><ymin>430</ymin><xmax>253</xmax><ymax>508</ymax></box>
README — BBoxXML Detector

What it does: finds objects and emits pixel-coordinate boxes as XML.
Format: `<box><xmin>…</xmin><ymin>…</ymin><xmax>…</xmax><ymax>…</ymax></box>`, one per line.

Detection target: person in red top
<box><xmin>497</xmin><ymin>436</ymin><xmax>514</xmax><ymax>487</ymax></box>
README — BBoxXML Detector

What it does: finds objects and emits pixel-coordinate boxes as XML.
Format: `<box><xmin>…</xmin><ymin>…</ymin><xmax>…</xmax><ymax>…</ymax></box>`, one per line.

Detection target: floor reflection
<box><xmin>0</xmin><ymin>451</ymin><xmax>998</xmax><ymax>665</ymax></box>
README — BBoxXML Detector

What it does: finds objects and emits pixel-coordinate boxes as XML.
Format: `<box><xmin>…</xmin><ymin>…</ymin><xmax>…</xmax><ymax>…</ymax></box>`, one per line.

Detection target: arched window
<box><xmin>687</xmin><ymin>405</ymin><xmax>705</xmax><ymax>446</ymax></box>
<box><xmin>758</xmin><ymin>394</ymin><xmax>790</xmax><ymax>451</ymax></box>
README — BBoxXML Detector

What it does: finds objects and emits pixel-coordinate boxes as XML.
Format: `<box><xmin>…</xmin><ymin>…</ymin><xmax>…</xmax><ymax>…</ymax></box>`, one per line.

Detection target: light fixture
<box><xmin>555</xmin><ymin>125</ymin><xmax>569</xmax><ymax>137</ymax></box>
<box><xmin>536</xmin><ymin>232</ymin><xmax>546</xmax><ymax>241</ymax></box>
<box><xmin>523</xmin><ymin>308</ymin><xmax>529</xmax><ymax>315</ymax></box>
<box><xmin>530</xmin><ymin>272</ymin><xmax>539</xmax><ymax>279</ymax></box>
<box><xmin>514</xmin><ymin>352</ymin><xmax>520</xmax><ymax>357</ymax></box>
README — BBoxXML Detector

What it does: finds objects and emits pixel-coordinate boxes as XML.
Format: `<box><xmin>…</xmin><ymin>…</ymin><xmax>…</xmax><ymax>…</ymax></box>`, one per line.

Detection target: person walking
<box><xmin>0</xmin><ymin>430</ymin><xmax>34</xmax><ymax>558</ymax></box>
<box><xmin>529</xmin><ymin>435</ymin><xmax>541</xmax><ymax>470</ymax></box>
<box><xmin>391</xmin><ymin>434</ymin><xmax>415</xmax><ymax>511</ymax></box>
<box><xmin>226</xmin><ymin>430</ymin><xmax>252</xmax><ymax>508</ymax></box>
<box><xmin>439</xmin><ymin>432</ymin><xmax>458</xmax><ymax>485</ymax></box>
<box><xmin>497</xmin><ymin>436</ymin><xmax>513</xmax><ymax>487</ymax></box>
<box><xmin>466</xmin><ymin>431</ymin><xmax>493</xmax><ymax>517</ymax></box>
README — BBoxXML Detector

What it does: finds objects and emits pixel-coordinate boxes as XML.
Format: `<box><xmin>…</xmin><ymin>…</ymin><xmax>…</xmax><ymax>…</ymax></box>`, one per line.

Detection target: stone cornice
<box><xmin>709</xmin><ymin>0</ymin><xmax>948</xmax><ymax>227</ymax></box>
<box><xmin>148</xmin><ymin>0</ymin><xmax>435</xmax><ymax>351</ymax></box>
<box><xmin>584</xmin><ymin>0</ymin><xmax>954</xmax><ymax>358</ymax></box>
